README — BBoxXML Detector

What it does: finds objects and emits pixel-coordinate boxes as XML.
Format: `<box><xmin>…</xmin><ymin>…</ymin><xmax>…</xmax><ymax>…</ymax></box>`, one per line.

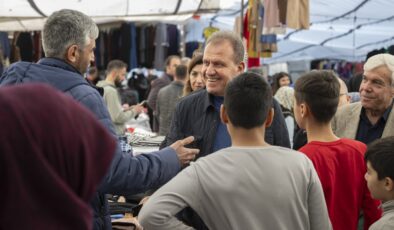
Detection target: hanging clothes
<box><xmin>263</xmin><ymin>0</ymin><xmax>281</xmax><ymax>30</ymax></box>
<box><xmin>184</xmin><ymin>18</ymin><xmax>207</xmax><ymax>43</ymax></box>
<box><xmin>185</xmin><ymin>42</ymin><xmax>201</xmax><ymax>58</ymax></box>
<box><xmin>129</xmin><ymin>23</ymin><xmax>138</xmax><ymax>69</ymax></box>
<box><xmin>120</xmin><ymin>23</ymin><xmax>132</xmax><ymax>69</ymax></box>
<box><xmin>145</xmin><ymin>25</ymin><xmax>156</xmax><ymax>69</ymax></box>
<box><xmin>286</xmin><ymin>0</ymin><xmax>310</xmax><ymax>29</ymax></box>
<box><xmin>203</xmin><ymin>26</ymin><xmax>219</xmax><ymax>40</ymax></box>
<box><xmin>16</xmin><ymin>32</ymin><xmax>33</xmax><ymax>62</ymax></box>
<box><xmin>167</xmin><ymin>24</ymin><xmax>180</xmax><ymax>56</ymax></box>
<box><xmin>154</xmin><ymin>23</ymin><xmax>169</xmax><ymax>71</ymax></box>
<box><xmin>138</xmin><ymin>26</ymin><xmax>146</xmax><ymax>67</ymax></box>
<box><xmin>0</xmin><ymin>32</ymin><xmax>10</xmax><ymax>59</ymax></box>
<box><xmin>32</xmin><ymin>32</ymin><xmax>42</xmax><ymax>61</ymax></box>
<box><xmin>243</xmin><ymin>10</ymin><xmax>260</xmax><ymax>67</ymax></box>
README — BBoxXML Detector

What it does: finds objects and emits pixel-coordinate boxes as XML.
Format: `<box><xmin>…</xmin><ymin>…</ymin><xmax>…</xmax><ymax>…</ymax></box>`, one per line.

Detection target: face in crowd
<box><xmin>189</xmin><ymin>63</ymin><xmax>204</xmax><ymax>91</ymax></box>
<box><xmin>114</xmin><ymin>67</ymin><xmax>127</xmax><ymax>88</ymax></box>
<box><xmin>360</xmin><ymin>65</ymin><xmax>393</xmax><ymax>112</ymax></box>
<box><xmin>166</xmin><ymin>57</ymin><xmax>181</xmax><ymax>76</ymax></box>
<box><xmin>202</xmin><ymin>40</ymin><xmax>244</xmax><ymax>97</ymax></box>
<box><xmin>279</xmin><ymin>75</ymin><xmax>291</xmax><ymax>87</ymax></box>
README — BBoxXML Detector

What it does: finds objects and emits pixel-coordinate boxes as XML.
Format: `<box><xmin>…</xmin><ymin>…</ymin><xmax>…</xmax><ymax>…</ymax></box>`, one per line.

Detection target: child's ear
<box><xmin>384</xmin><ymin>177</ymin><xmax>394</xmax><ymax>191</ymax></box>
<box><xmin>220</xmin><ymin>105</ymin><xmax>229</xmax><ymax>124</ymax></box>
<box><xmin>265</xmin><ymin>108</ymin><xmax>274</xmax><ymax>128</ymax></box>
<box><xmin>300</xmin><ymin>103</ymin><xmax>309</xmax><ymax>118</ymax></box>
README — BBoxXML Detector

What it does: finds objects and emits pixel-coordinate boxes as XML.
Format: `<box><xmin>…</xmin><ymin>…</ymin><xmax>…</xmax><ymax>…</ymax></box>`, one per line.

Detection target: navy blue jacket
<box><xmin>162</xmin><ymin>89</ymin><xmax>290</xmax><ymax>157</ymax></box>
<box><xmin>0</xmin><ymin>58</ymin><xmax>181</xmax><ymax>229</ymax></box>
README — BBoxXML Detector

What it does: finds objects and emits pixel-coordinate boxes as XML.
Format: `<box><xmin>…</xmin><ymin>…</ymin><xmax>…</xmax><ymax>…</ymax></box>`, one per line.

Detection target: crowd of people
<box><xmin>1</xmin><ymin>9</ymin><xmax>394</xmax><ymax>230</ymax></box>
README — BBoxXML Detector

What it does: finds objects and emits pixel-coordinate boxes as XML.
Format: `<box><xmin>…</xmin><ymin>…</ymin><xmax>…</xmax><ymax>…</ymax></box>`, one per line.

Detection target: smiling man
<box><xmin>333</xmin><ymin>53</ymin><xmax>394</xmax><ymax>144</ymax></box>
<box><xmin>162</xmin><ymin>31</ymin><xmax>290</xmax><ymax>159</ymax></box>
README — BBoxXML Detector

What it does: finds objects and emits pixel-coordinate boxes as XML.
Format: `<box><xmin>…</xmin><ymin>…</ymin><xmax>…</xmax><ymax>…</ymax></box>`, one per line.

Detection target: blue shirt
<box><xmin>356</xmin><ymin>100</ymin><xmax>393</xmax><ymax>144</ymax></box>
<box><xmin>212</xmin><ymin>96</ymin><xmax>231</xmax><ymax>152</ymax></box>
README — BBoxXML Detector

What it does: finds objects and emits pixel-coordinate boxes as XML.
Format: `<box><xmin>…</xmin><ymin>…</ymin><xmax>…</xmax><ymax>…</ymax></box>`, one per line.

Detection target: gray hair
<box><xmin>42</xmin><ymin>9</ymin><xmax>99</xmax><ymax>58</ymax></box>
<box><xmin>364</xmin><ymin>53</ymin><xmax>394</xmax><ymax>87</ymax></box>
<box><xmin>205</xmin><ymin>30</ymin><xmax>245</xmax><ymax>64</ymax></box>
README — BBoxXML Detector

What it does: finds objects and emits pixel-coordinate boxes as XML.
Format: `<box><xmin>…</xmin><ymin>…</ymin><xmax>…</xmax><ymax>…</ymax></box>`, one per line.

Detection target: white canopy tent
<box><xmin>263</xmin><ymin>0</ymin><xmax>394</xmax><ymax>63</ymax></box>
<box><xmin>0</xmin><ymin>0</ymin><xmax>235</xmax><ymax>30</ymax></box>
<box><xmin>0</xmin><ymin>0</ymin><xmax>393</xmax><ymax>62</ymax></box>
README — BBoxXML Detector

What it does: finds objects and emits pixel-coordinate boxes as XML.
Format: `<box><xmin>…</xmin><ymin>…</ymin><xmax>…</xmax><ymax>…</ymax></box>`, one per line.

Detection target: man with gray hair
<box><xmin>0</xmin><ymin>9</ymin><xmax>198</xmax><ymax>230</ymax></box>
<box><xmin>333</xmin><ymin>53</ymin><xmax>394</xmax><ymax>144</ymax></box>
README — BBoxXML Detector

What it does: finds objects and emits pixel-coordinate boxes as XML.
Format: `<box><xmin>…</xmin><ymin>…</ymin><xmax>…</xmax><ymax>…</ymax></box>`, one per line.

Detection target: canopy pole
<box><xmin>353</xmin><ymin>14</ymin><xmax>357</xmax><ymax>60</ymax></box>
<box><xmin>240</xmin><ymin>0</ymin><xmax>244</xmax><ymax>39</ymax></box>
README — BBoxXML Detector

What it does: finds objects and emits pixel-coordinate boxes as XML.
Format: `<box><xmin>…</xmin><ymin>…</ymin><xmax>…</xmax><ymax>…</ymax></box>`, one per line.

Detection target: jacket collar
<box><xmin>360</xmin><ymin>99</ymin><xmax>394</xmax><ymax>122</ymax></box>
<box><xmin>38</xmin><ymin>58</ymin><xmax>82</xmax><ymax>76</ymax></box>
<box><xmin>202</xmin><ymin>89</ymin><xmax>215</xmax><ymax>112</ymax></box>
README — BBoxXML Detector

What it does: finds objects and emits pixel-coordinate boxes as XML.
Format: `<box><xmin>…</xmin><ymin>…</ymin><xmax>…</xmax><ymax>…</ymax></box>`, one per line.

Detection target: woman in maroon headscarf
<box><xmin>0</xmin><ymin>84</ymin><xmax>116</xmax><ymax>229</ymax></box>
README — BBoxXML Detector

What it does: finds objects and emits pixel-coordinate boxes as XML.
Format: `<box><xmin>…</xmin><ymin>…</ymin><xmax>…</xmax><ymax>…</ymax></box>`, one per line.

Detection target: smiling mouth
<box><xmin>361</xmin><ymin>95</ymin><xmax>374</xmax><ymax>100</ymax></box>
<box><xmin>207</xmin><ymin>77</ymin><xmax>219</xmax><ymax>82</ymax></box>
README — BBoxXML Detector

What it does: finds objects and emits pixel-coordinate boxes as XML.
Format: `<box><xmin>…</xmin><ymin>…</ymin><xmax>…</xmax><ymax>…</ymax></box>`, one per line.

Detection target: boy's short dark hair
<box><xmin>294</xmin><ymin>70</ymin><xmax>340</xmax><ymax>123</ymax></box>
<box><xmin>365</xmin><ymin>136</ymin><xmax>394</xmax><ymax>180</ymax></box>
<box><xmin>224</xmin><ymin>72</ymin><xmax>272</xmax><ymax>129</ymax></box>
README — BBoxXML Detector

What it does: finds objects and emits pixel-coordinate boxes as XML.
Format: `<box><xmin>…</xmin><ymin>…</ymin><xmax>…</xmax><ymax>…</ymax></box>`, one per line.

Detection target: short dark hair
<box><xmin>224</xmin><ymin>72</ymin><xmax>272</xmax><ymax>129</ymax></box>
<box><xmin>365</xmin><ymin>136</ymin><xmax>394</xmax><ymax>180</ymax></box>
<box><xmin>165</xmin><ymin>55</ymin><xmax>180</xmax><ymax>67</ymax></box>
<box><xmin>107</xmin><ymin>60</ymin><xmax>127</xmax><ymax>73</ymax></box>
<box><xmin>294</xmin><ymin>70</ymin><xmax>340</xmax><ymax>123</ymax></box>
<box><xmin>175</xmin><ymin>65</ymin><xmax>187</xmax><ymax>80</ymax></box>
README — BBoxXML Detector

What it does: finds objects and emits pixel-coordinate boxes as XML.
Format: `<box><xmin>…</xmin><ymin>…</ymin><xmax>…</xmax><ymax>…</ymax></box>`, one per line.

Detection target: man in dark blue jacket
<box><xmin>0</xmin><ymin>9</ymin><xmax>198</xmax><ymax>230</ymax></box>
<box><xmin>163</xmin><ymin>31</ymin><xmax>290</xmax><ymax>157</ymax></box>
<box><xmin>161</xmin><ymin>31</ymin><xmax>290</xmax><ymax>229</ymax></box>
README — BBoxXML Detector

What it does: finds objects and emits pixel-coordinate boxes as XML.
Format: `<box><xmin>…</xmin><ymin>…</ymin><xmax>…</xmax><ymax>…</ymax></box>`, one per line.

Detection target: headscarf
<box><xmin>0</xmin><ymin>84</ymin><xmax>116</xmax><ymax>229</ymax></box>
<box><xmin>274</xmin><ymin>86</ymin><xmax>295</xmax><ymax>112</ymax></box>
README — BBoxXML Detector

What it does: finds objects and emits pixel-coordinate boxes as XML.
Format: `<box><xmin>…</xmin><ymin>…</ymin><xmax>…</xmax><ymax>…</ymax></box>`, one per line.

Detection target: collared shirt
<box><xmin>212</xmin><ymin>96</ymin><xmax>231</xmax><ymax>152</ymax></box>
<box><xmin>356</xmin><ymin>100</ymin><xmax>393</xmax><ymax>144</ymax></box>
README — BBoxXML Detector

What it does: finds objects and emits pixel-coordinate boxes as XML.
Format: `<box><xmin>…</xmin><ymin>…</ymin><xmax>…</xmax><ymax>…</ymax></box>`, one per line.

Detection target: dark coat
<box><xmin>161</xmin><ymin>89</ymin><xmax>290</xmax><ymax>158</ymax></box>
<box><xmin>0</xmin><ymin>58</ymin><xmax>181</xmax><ymax>230</ymax></box>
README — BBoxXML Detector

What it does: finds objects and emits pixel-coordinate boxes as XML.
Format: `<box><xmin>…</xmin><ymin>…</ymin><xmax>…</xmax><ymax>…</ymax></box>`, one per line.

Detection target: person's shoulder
<box><xmin>368</xmin><ymin>212</ymin><xmax>394</xmax><ymax>230</ymax></box>
<box><xmin>1</xmin><ymin>61</ymin><xmax>40</xmax><ymax>83</ymax></box>
<box><xmin>152</xmin><ymin>75</ymin><xmax>170</xmax><ymax>86</ymax></box>
<box><xmin>339</xmin><ymin>138</ymin><xmax>367</xmax><ymax>153</ymax></box>
<box><xmin>159</xmin><ymin>83</ymin><xmax>172</xmax><ymax>94</ymax></box>
<box><xmin>336</xmin><ymin>102</ymin><xmax>361</xmax><ymax>116</ymax></box>
<box><xmin>69</xmin><ymin>83</ymin><xmax>101</xmax><ymax>98</ymax></box>
<box><xmin>179</xmin><ymin>89</ymin><xmax>207</xmax><ymax>104</ymax></box>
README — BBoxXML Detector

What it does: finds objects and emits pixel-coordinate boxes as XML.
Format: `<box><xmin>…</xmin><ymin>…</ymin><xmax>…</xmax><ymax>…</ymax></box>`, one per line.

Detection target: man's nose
<box><xmin>360</xmin><ymin>82</ymin><xmax>372</xmax><ymax>92</ymax></box>
<box><xmin>205</xmin><ymin>64</ymin><xmax>216</xmax><ymax>76</ymax></box>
